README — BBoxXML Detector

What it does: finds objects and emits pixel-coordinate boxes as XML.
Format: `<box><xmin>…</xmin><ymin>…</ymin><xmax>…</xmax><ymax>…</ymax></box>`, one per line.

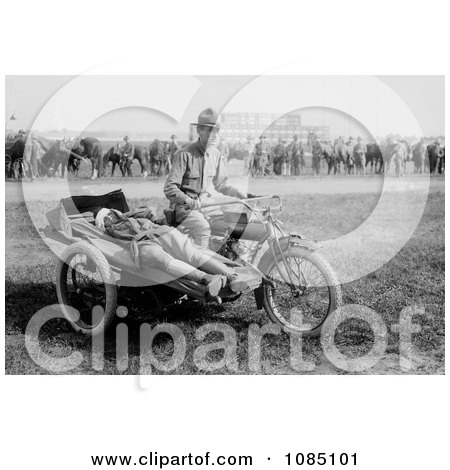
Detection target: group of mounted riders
<box><xmin>228</xmin><ymin>133</ymin><xmax>445</xmax><ymax>177</ymax></box>
<box><xmin>5</xmin><ymin>128</ymin><xmax>445</xmax><ymax>180</ymax></box>
<box><xmin>5</xmin><ymin>131</ymin><xmax>180</xmax><ymax>180</ymax></box>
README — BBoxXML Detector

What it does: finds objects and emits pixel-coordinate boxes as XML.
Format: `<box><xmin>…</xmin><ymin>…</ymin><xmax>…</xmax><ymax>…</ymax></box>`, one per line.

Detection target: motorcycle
<box><xmin>45</xmin><ymin>190</ymin><xmax>342</xmax><ymax>336</ymax></box>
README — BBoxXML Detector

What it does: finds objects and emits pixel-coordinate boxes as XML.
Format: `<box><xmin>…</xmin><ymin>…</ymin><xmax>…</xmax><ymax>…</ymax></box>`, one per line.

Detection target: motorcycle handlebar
<box><xmin>200</xmin><ymin>195</ymin><xmax>282</xmax><ymax>214</ymax></box>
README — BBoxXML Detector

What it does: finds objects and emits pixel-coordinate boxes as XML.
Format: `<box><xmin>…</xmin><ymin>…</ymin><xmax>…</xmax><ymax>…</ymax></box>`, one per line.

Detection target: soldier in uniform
<box><xmin>435</xmin><ymin>140</ymin><xmax>445</xmax><ymax>174</ymax></box>
<box><xmin>218</xmin><ymin>135</ymin><xmax>230</xmax><ymax>162</ymax></box>
<box><xmin>272</xmin><ymin>138</ymin><xmax>288</xmax><ymax>175</ymax></box>
<box><xmin>254</xmin><ymin>135</ymin><xmax>271</xmax><ymax>176</ymax></box>
<box><xmin>288</xmin><ymin>135</ymin><xmax>304</xmax><ymax>176</ymax></box>
<box><xmin>10</xmin><ymin>130</ymin><xmax>26</xmax><ymax>179</ymax></box>
<box><xmin>164</xmin><ymin>108</ymin><xmax>250</xmax><ymax>248</ymax></box>
<box><xmin>346</xmin><ymin>136</ymin><xmax>356</xmax><ymax>174</ymax></box>
<box><xmin>346</xmin><ymin>136</ymin><xmax>355</xmax><ymax>152</ymax></box>
<box><xmin>428</xmin><ymin>139</ymin><xmax>445</xmax><ymax>174</ymax></box>
<box><xmin>243</xmin><ymin>135</ymin><xmax>254</xmax><ymax>176</ymax></box>
<box><xmin>353</xmin><ymin>136</ymin><xmax>367</xmax><ymax>175</ymax></box>
<box><xmin>167</xmin><ymin>134</ymin><xmax>180</xmax><ymax>166</ymax></box>
<box><xmin>122</xmin><ymin>135</ymin><xmax>135</xmax><ymax>177</ymax></box>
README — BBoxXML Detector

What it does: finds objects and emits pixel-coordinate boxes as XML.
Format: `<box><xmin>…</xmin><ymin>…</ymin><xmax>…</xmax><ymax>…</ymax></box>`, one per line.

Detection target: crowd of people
<box><xmin>227</xmin><ymin>134</ymin><xmax>445</xmax><ymax>177</ymax></box>
<box><xmin>5</xmin><ymin>121</ymin><xmax>445</xmax><ymax>180</ymax></box>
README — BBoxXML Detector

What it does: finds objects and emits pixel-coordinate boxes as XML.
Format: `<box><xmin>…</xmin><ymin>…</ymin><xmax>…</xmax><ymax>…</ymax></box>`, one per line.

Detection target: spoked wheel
<box><xmin>56</xmin><ymin>242</ymin><xmax>117</xmax><ymax>335</ymax></box>
<box><xmin>259</xmin><ymin>245</ymin><xmax>342</xmax><ymax>336</ymax></box>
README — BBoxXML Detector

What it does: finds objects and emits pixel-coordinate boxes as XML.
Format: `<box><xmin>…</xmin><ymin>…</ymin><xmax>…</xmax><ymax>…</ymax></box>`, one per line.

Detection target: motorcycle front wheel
<box><xmin>259</xmin><ymin>245</ymin><xmax>342</xmax><ymax>336</ymax></box>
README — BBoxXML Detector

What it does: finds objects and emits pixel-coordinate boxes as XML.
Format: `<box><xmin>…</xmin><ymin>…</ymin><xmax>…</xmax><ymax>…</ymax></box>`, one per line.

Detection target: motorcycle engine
<box><xmin>209</xmin><ymin>236</ymin><xmax>239</xmax><ymax>261</ymax></box>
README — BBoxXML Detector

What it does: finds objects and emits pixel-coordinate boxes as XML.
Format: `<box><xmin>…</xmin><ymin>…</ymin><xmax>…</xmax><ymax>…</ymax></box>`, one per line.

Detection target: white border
<box><xmin>1</xmin><ymin>1</ymin><xmax>448</xmax><ymax>470</ymax></box>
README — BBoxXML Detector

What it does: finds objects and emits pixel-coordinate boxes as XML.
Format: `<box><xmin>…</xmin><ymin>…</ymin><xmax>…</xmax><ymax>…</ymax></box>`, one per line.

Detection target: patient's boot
<box><xmin>227</xmin><ymin>273</ymin><xmax>250</xmax><ymax>294</ymax></box>
<box><xmin>166</xmin><ymin>260</ymin><xmax>226</xmax><ymax>297</ymax></box>
<box><xmin>201</xmin><ymin>274</ymin><xmax>227</xmax><ymax>297</ymax></box>
<box><xmin>198</xmin><ymin>257</ymin><xmax>250</xmax><ymax>294</ymax></box>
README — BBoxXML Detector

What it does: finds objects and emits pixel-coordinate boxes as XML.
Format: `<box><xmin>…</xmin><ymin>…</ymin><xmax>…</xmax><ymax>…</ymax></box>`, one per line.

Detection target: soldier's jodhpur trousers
<box><xmin>173</xmin><ymin>204</ymin><xmax>211</xmax><ymax>248</ymax></box>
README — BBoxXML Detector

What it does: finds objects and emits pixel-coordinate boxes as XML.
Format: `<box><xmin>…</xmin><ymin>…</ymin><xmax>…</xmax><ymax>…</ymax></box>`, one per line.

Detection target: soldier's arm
<box><xmin>164</xmin><ymin>151</ymin><xmax>191</xmax><ymax>204</ymax></box>
<box><xmin>213</xmin><ymin>155</ymin><xmax>246</xmax><ymax>199</ymax></box>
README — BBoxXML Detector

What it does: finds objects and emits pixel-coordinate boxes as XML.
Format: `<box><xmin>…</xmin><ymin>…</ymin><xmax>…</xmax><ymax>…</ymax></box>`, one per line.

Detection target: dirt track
<box><xmin>5</xmin><ymin>173</ymin><xmax>443</xmax><ymax>204</ymax></box>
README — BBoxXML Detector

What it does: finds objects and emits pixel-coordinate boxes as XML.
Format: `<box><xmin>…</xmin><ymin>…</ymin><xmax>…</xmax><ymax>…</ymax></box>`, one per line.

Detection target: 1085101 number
<box><xmin>285</xmin><ymin>453</ymin><xmax>357</xmax><ymax>466</ymax></box>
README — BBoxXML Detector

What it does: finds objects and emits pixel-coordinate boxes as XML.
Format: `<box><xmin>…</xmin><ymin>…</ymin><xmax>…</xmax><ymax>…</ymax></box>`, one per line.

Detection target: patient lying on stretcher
<box><xmin>94</xmin><ymin>207</ymin><xmax>248</xmax><ymax>297</ymax></box>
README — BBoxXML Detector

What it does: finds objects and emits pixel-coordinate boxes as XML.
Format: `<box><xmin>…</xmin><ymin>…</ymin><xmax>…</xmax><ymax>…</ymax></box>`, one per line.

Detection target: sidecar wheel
<box><xmin>56</xmin><ymin>242</ymin><xmax>117</xmax><ymax>336</ymax></box>
<box><xmin>259</xmin><ymin>246</ymin><xmax>342</xmax><ymax>337</ymax></box>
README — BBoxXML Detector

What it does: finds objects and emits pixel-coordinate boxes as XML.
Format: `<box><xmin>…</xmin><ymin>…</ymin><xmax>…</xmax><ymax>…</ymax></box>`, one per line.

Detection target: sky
<box><xmin>5</xmin><ymin>75</ymin><xmax>444</xmax><ymax>140</ymax></box>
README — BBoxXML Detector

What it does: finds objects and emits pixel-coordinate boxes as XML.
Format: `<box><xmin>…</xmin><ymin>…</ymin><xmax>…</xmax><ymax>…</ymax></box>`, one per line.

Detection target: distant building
<box><xmin>218</xmin><ymin>112</ymin><xmax>330</xmax><ymax>144</ymax></box>
<box><xmin>220</xmin><ymin>112</ymin><xmax>302</xmax><ymax>143</ymax></box>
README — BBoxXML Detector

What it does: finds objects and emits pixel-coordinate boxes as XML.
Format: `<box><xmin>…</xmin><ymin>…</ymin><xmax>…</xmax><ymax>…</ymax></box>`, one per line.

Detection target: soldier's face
<box><xmin>198</xmin><ymin>126</ymin><xmax>220</xmax><ymax>148</ymax></box>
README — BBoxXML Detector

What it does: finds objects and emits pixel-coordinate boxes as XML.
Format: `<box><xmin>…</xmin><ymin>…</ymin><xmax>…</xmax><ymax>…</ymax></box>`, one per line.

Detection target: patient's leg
<box><xmin>139</xmin><ymin>243</ymin><xmax>226</xmax><ymax>296</ymax></box>
<box><xmin>153</xmin><ymin>229</ymin><xmax>249</xmax><ymax>293</ymax></box>
<box><xmin>155</xmin><ymin>228</ymin><xmax>233</xmax><ymax>276</ymax></box>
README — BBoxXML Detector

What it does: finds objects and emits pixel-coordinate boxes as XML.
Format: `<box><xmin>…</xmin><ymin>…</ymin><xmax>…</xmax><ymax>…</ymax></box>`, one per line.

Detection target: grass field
<box><xmin>4</xmin><ymin>181</ymin><xmax>445</xmax><ymax>375</ymax></box>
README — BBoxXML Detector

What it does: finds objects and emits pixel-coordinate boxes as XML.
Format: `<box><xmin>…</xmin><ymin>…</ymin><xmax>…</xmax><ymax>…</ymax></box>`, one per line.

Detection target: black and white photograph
<box><xmin>2</xmin><ymin>1</ymin><xmax>448</xmax><ymax>469</ymax></box>
<box><xmin>4</xmin><ymin>75</ymin><xmax>445</xmax><ymax>376</ymax></box>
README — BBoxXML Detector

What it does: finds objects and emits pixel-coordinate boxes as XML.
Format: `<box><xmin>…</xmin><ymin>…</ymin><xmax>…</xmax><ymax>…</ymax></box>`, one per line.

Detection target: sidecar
<box><xmin>43</xmin><ymin>189</ymin><xmax>263</xmax><ymax>335</ymax></box>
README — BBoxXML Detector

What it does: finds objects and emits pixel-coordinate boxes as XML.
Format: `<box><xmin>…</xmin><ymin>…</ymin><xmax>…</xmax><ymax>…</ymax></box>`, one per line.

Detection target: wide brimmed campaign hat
<box><xmin>191</xmin><ymin>108</ymin><xmax>221</xmax><ymax>128</ymax></box>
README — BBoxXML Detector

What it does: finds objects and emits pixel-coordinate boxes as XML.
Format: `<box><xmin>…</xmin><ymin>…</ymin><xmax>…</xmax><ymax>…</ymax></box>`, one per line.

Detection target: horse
<box><xmin>353</xmin><ymin>149</ymin><xmax>365</xmax><ymax>176</ymax></box>
<box><xmin>380</xmin><ymin>140</ymin><xmax>397</xmax><ymax>175</ymax></box>
<box><xmin>390</xmin><ymin>141</ymin><xmax>409</xmax><ymax>177</ymax></box>
<box><xmin>311</xmin><ymin>138</ymin><xmax>334</xmax><ymax>175</ymax></box>
<box><xmin>439</xmin><ymin>147</ymin><xmax>445</xmax><ymax>174</ymax></box>
<box><xmin>272</xmin><ymin>142</ymin><xmax>288</xmax><ymax>175</ymax></box>
<box><xmin>70</xmin><ymin>137</ymin><xmax>104</xmax><ymax>179</ymax></box>
<box><xmin>103</xmin><ymin>144</ymin><xmax>123</xmax><ymax>176</ymax></box>
<box><xmin>427</xmin><ymin>143</ymin><xmax>445</xmax><ymax>174</ymax></box>
<box><xmin>334</xmin><ymin>140</ymin><xmax>350</xmax><ymax>174</ymax></box>
<box><xmin>126</xmin><ymin>145</ymin><xmax>149</xmax><ymax>177</ymax></box>
<box><xmin>321</xmin><ymin>142</ymin><xmax>337</xmax><ymax>175</ymax></box>
<box><xmin>22</xmin><ymin>136</ymin><xmax>47</xmax><ymax>179</ymax></box>
<box><xmin>253</xmin><ymin>152</ymin><xmax>268</xmax><ymax>177</ymax></box>
<box><xmin>149</xmin><ymin>140</ymin><xmax>167</xmax><ymax>176</ymax></box>
<box><xmin>383</xmin><ymin>140</ymin><xmax>410</xmax><ymax>176</ymax></box>
<box><xmin>311</xmin><ymin>141</ymin><xmax>323</xmax><ymax>176</ymax></box>
<box><xmin>41</xmin><ymin>140</ymin><xmax>76</xmax><ymax>177</ymax></box>
<box><xmin>8</xmin><ymin>135</ymin><xmax>26</xmax><ymax>179</ymax></box>
<box><xmin>103</xmin><ymin>144</ymin><xmax>149</xmax><ymax>178</ymax></box>
<box><xmin>365</xmin><ymin>142</ymin><xmax>383</xmax><ymax>174</ymax></box>
<box><xmin>228</xmin><ymin>143</ymin><xmax>245</xmax><ymax>161</ymax></box>
<box><xmin>412</xmin><ymin>141</ymin><xmax>427</xmax><ymax>174</ymax></box>
<box><xmin>286</xmin><ymin>140</ymin><xmax>304</xmax><ymax>175</ymax></box>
